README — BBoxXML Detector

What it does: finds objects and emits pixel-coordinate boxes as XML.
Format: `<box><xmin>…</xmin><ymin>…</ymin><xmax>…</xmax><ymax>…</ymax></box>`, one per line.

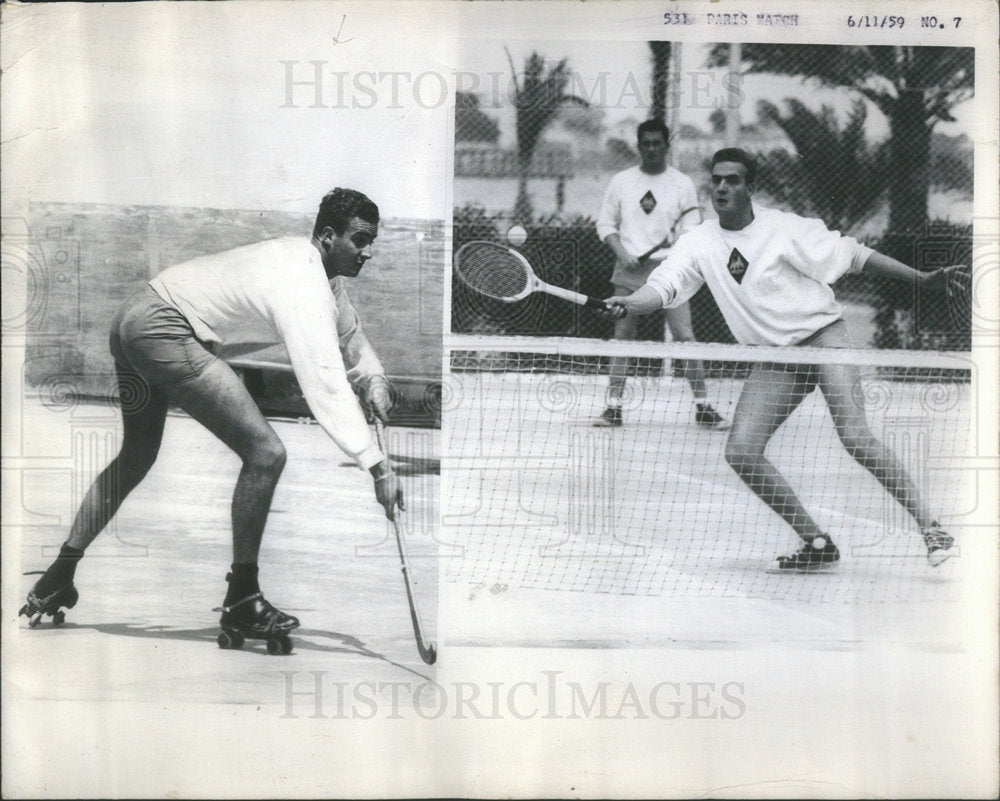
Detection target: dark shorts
<box><xmin>109</xmin><ymin>285</ymin><xmax>217</xmax><ymax>386</ymax></box>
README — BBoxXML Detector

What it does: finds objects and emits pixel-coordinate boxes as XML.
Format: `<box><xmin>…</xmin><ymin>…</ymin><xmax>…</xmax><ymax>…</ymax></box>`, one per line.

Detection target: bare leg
<box><xmin>68</xmin><ymin>358</ymin><xmax>283</xmax><ymax>563</ymax></box>
<box><xmin>30</xmin><ymin>346</ymin><xmax>286</xmax><ymax>618</ymax></box>
<box><xmin>607</xmin><ymin>313</ymin><xmax>639</xmax><ymax>405</ymax></box>
<box><xmin>161</xmin><ymin>359</ymin><xmax>286</xmax><ymax>563</ymax></box>
<box><xmin>724</xmin><ymin>365</ymin><xmax>821</xmax><ymax>539</ymax></box>
<box><xmin>664</xmin><ymin>302</ymin><xmax>708</xmax><ymax>402</ymax></box>
<box><xmin>816</xmin><ymin>361</ymin><xmax>935</xmax><ymax>529</ymax></box>
<box><xmin>66</xmin><ymin>364</ymin><xmax>168</xmax><ymax>550</ymax></box>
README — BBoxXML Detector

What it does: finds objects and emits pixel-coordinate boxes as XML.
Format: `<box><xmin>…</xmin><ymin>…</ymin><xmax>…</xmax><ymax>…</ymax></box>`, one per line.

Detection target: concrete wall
<box><xmin>17</xmin><ymin>203</ymin><xmax>443</xmax><ymax>425</ymax></box>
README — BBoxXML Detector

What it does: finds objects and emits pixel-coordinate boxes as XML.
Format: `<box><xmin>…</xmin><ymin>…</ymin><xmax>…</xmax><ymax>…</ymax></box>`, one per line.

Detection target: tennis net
<box><xmin>443</xmin><ymin>335</ymin><xmax>973</xmax><ymax>603</ymax></box>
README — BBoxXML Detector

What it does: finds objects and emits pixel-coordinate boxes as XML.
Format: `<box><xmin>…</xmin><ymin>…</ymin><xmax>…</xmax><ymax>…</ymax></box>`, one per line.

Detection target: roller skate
<box><xmin>19</xmin><ymin>574</ymin><xmax>79</xmax><ymax>628</ymax></box>
<box><xmin>217</xmin><ymin>591</ymin><xmax>300</xmax><ymax>655</ymax></box>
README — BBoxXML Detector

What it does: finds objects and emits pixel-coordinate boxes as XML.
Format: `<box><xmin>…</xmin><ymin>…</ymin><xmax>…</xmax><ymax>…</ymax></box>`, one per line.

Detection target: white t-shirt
<box><xmin>149</xmin><ymin>236</ymin><xmax>384</xmax><ymax>469</ymax></box>
<box><xmin>645</xmin><ymin>206</ymin><xmax>874</xmax><ymax>345</ymax></box>
<box><xmin>596</xmin><ymin>165</ymin><xmax>702</xmax><ymax>261</ymax></box>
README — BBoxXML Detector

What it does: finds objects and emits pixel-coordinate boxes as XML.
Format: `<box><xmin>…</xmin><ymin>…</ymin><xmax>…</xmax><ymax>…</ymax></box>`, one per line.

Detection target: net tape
<box><xmin>447</xmin><ymin>334</ymin><xmax>972</xmax><ymax>371</ymax></box>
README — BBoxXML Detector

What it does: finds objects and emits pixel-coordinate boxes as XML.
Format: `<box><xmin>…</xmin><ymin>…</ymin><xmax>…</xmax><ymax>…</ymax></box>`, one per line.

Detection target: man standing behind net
<box><xmin>595</xmin><ymin>118</ymin><xmax>728</xmax><ymax>429</ymax></box>
<box><xmin>20</xmin><ymin>188</ymin><xmax>403</xmax><ymax>645</ymax></box>
<box><xmin>606</xmin><ymin>149</ymin><xmax>957</xmax><ymax>571</ymax></box>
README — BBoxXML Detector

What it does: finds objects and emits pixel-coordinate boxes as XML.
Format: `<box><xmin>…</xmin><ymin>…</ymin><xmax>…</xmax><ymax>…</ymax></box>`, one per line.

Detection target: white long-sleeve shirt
<box><xmin>596</xmin><ymin>165</ymin><xmax>702</xmax><ymax>260</ymax></box>
<box><xmin>149</xmin><ymin>236</ymin><xmax>384</xmax><ymax>469</ymax></box>
<box><xmin>646</xmin><ymin>206</ymin><xmax>874</xmax><ymax>345</ymax></box>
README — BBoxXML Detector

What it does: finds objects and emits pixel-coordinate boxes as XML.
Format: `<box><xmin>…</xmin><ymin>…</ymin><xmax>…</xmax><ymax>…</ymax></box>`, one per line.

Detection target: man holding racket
<box><xmin>20</xmin><ymin>188</ymin><xmax>404</xmax><ymax>646</ymax></box>
<box><xmin>605</xmin><ymin>148</ymin><xmax>959</xmax><ymax>571</ymax></box>
<box><xmin>595</xmin><ymin>119</ymin><xmax>728</xmax><ymax>430</ymax></box>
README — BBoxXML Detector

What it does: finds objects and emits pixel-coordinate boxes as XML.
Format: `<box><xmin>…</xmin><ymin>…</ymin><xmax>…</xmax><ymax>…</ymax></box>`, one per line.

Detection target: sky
<box><xmin>2</xmin><ymin>3</ymin><xmax>456</xmax><ymax>219</ymax></box>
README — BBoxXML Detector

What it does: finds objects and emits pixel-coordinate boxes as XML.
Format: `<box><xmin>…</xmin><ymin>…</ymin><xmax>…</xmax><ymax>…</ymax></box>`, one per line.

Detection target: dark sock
<box><xmin>35</xmin><ymin>543</ymin><xmax>84</xmax><ymax>595</ymax></box>
<box><xmin>224</xmin><ymin>563</ymin><xmax>260</xmax><ymax>605</ymax></box>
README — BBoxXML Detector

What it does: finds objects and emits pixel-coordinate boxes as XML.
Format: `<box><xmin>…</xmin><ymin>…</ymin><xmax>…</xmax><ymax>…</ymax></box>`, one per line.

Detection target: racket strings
<box><xmin>456</xmin><ymin>243</ymin><xmax>531</xmax><ymax>300</ymax></box>
<box><xmin>946</xmin><ymin>265</ymin><xmax>973</xmax><ymax>327</ymax></box>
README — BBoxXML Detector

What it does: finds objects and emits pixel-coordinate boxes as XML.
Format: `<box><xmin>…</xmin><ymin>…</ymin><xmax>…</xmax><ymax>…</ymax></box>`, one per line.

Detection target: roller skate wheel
<box><xmin>266</xmin><ymin>638</ymin><xmax>281</xmax><ymax>655</ymax></box>
<box><xmin>280</xmin><ymin>637</ymin><xmax>293</xmax><ymax>655</ymax></box>
<box><xmin>230</xmin><ymin>631</ymin><xmax>245</xmax><ymax>649</ymax></box>
<box><xmin>217</xmin><ymin>631</ymin><xmax>233</xmax><ymax>649</ymax></box>
<box><xmin>29</xmin><ymin>614</ymin><xmax>42</xmax><ymax>629</ymax></box>
<box><xmin>52</xmin><ymin>610</ymin><xmax>66</xmax><ymax>626</ymax></box>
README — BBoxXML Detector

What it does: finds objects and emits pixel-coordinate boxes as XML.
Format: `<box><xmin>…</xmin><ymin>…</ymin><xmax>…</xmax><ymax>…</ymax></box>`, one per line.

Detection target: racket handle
<box><xmin>584</xmin><ymin>296</ymin><xmax>610</xmax><ymax>310</ymax></box>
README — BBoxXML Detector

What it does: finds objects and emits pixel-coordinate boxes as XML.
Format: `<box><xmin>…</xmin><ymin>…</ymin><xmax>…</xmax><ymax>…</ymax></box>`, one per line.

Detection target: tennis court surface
<box><xmin>6</xmin><ymin>395</ymin><xmax>440</xmax><ymax>694</ymax></box>
<box><xmin>442</xmin><ymin>338</ymin><xmax>984</xmax><ymax>650</ymax></box>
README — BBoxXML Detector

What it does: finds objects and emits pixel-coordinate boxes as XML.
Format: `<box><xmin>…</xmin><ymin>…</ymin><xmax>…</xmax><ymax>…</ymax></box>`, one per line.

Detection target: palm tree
<box><xmin>505</xmin><ymin>49</ymin><xmax>589</xmax><ymax>222</ymax></box>
<box><xmin>649</xmin><ymin>41</ymin><xmax>672</xmax><ymax>122</ymax></box>
<box><xmin>706</xmin><ymin>44</ymin><xmax>974</xmax><ymax>236</ymax></box>
<box><xmin>755</xmin><ymin>98</ymin><xmax>889</xmax><ymax>233</ymax></box>
<box><xmin>455</xmin><ymin>91</ymin><xmax>501</xmax><ymax>143</ymax></box>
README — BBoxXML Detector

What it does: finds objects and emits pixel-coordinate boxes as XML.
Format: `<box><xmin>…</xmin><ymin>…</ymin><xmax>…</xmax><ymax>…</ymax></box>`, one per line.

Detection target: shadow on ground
<box><xmin>30</xmin><ymin>621</ymin><xmax>432</xmax><ymax>679</ymax></box>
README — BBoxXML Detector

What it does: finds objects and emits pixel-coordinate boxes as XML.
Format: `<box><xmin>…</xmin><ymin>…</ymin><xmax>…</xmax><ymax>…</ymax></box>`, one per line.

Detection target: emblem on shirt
<box><xmin>639</xmin><ymin>190</ymin><xmax>657</xmax><ymax>215</ymax></box>
<box><xmin>727</xmin><ymin>248</ymin><xmax>749</xmax><ymax>284</ymax></box>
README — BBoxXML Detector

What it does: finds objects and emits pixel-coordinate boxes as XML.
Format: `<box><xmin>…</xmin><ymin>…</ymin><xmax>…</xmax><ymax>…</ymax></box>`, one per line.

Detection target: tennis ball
<box><xmin>506</xmin><ymin>225</ymin><xmax>528</xmax><ymax>247</ymax></box>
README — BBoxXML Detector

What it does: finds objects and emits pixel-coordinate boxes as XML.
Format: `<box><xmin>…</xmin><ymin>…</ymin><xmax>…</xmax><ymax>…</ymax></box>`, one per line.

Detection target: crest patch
<box><xmin>727</xmin><ymin>248</ymin><xmax>749</xmax><ymax>283</ymax></box>
<box><xmin>639</xmin><ymin>190</ymin><xmax>656</xmax><ymax>214</ymax></box>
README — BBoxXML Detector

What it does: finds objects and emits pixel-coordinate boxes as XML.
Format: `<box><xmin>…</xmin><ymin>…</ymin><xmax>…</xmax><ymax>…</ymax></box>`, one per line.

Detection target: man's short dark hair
<box><xmin>637</xmin><ymin>118</ymin><xmax>670</xmax><ymax>144</ymax></box>
<box><xmin>711</xmin><ymin>148</ymin><xmax>758</xmax><ymax>185</ymax></box>
<box><xmin>313</xmin><ymin>188</ymin><xmax>380</xmax><ymax>238</ymax></box>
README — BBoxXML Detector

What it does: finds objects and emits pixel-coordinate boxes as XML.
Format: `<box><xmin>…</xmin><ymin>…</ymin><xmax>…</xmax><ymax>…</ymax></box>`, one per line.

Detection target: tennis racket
<box><xmin>636</xmin><ymin>205</ymin><xmax>701</xmax><ymax>262</ymax></box>
<box><xmin>454</xmin><ymin>241</ymin><xmax>610</xmax><ymax>310</ymax></box>
<box><xmin>943</xmin><ymin>263</ymin><xmax>973</xmax><ymax>329</ymax></box>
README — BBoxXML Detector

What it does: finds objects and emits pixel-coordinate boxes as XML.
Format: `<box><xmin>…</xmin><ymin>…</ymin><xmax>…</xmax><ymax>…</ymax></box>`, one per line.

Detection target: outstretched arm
<box><xmin>604</xmin><ymin>284</ymin><xmax>664</xmax><ymax>318</ymax></box>
<box><xmin>862</xmin><ymin>251</ymin><xmax>963</xmax><ymax>291</ymax></box>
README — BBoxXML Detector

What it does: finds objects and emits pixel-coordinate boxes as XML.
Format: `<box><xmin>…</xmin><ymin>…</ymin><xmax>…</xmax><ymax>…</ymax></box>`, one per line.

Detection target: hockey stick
<box><xmin>374</xmin><ymin>419</ymin><xmax>437</xmax><ymax>665</ymax></box>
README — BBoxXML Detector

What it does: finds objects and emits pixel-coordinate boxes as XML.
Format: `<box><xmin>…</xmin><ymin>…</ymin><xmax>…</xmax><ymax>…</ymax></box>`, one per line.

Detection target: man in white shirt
<box><xmin>606</xmin><ymin>149</ymin><xmax>958</xmax><ymax>572</ymax></box>
<box><xmin>595</xmin><ymin>119</ymin><xmax>727</xmax><ymax>430</ymax></box>
<box><xmin>20</xmin><ymin>188</ymin><xmax>403</xmax><ymax>646</ymax></box>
